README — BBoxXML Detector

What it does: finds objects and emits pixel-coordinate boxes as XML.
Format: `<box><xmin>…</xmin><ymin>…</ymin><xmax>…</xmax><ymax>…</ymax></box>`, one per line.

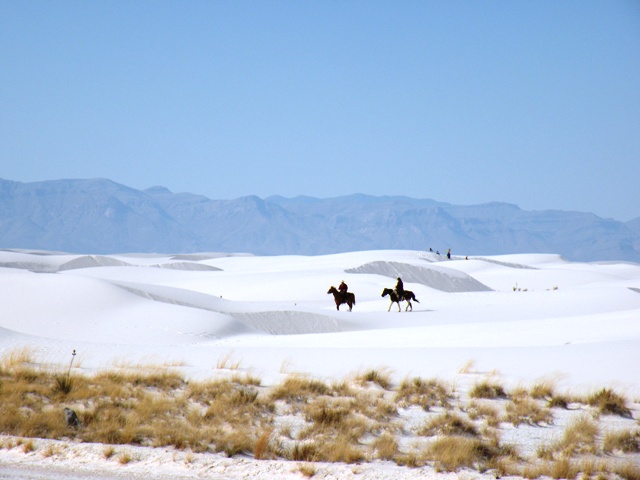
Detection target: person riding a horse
<box><xmin>395</xmin><ymin>277</ymin><xmax>404</xmax><ymax>299</ymax></box>
<box><xmin>338</xmin><ymin>280</ymin><xmax>348</xmax><ymax>301</ymax></box>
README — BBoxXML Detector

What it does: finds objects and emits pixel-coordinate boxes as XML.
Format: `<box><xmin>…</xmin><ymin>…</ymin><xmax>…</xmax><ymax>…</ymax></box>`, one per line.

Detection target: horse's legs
<box><xmin>387</xmin><ymin>301</ymin><xmax>392</xmax><ymax>312</ymax></box>
<box><xmin>396</xmin><ymin>301</ymin><xmax>401</xmax><ymax>312</ymax></box>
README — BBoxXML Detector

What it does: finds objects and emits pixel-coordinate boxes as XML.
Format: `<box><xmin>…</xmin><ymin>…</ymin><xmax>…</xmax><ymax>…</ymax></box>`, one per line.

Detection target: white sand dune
<box><xmin>1</xmin><ymin>249</ymin><xmax>639</xmax><ymax>478</ymax></box>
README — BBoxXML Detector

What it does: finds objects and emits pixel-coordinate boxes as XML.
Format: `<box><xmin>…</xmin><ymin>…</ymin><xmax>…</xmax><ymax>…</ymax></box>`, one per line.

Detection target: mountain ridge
<box><xmin>1</xmin><ymin>178</ymin><xmax>638</xmax><ymax>262</ymax></box>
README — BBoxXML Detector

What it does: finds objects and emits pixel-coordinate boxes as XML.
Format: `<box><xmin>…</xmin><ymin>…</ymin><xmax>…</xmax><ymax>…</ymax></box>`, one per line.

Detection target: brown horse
<box><xmin>327</xmin><ymin>286</ymin><xmax>356</xmax><ymax>311</ymax></box>
<box><xmin>381</xmin><ymin>288</ymin><xmax>420</xmax><ymax>312</ymax></box>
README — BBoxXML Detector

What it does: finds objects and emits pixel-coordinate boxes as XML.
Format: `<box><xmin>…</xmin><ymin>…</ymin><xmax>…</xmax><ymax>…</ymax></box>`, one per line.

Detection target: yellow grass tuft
<box><xmin>469</xmin><ymin>379</ymin><xmax>507</xmax><ymax>399</ymax></box>
<box><xmin>395</xmin><ymin>376</ymin><xmax>453</xmax><ymax>410</ymax></box>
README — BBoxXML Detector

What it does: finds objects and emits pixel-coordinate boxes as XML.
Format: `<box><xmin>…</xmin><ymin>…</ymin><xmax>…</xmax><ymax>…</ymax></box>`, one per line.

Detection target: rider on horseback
<box><xmin>339</xmin><ymin>280</ymin><xmax>348</xmax><ymax>301</ymax></box>
<box><xmin>395</xmin><ymin>277</ymin><xmax>404</xmax><ymax>299</ymax></box>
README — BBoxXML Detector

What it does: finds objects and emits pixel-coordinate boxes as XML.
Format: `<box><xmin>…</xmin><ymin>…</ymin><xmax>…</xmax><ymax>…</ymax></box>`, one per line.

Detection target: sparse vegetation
<box><xmin>395</xmin><ymin>376</ymin><xmax>454</xmax><ymax>410</ymax></box>
<box><xmin>469</xmin><ymin>379</ymin><xmax>507</xmax><ymax>399</ymax></box>
<box><xmin>505</xmin><ymin>396</ymin><xmax>553</xmax><ymax>426</ymax></box>
<box><xmin>297</xmin><ymin>462</ymin><xmax>318</xmax><ymax>477</ymax></box>
<box><xmin>0</xmin><ymin>347</ymin><xmax>637</xmax><ymax>478</ymax></box>
<box><xmin>587</xmin><ymin>387</ymin><xmax>632</xmax><ymax>417</ymax></box>
<box><xmin>603</xmin><ymin>428</ymin><xmax>640</xmax><ymax>454</ymax></box>
<box><xmin>355</xmin><ymin>367</ymin><xmax>393</xmax><ymax>390</ymax></box>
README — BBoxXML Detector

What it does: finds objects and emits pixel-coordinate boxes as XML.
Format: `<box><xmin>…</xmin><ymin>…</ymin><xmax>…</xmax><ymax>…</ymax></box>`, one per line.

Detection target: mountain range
<box><xmin>1</xmin><ymin>178</ymin><xmax>638</xmax><ymax>262</ymax></box>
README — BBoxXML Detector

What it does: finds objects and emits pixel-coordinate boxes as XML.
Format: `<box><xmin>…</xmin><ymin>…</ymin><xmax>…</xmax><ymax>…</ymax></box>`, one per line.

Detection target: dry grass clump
<box><xmin>538</xmin><ymin>414</ymin><xmax>599</xmax><ymax>459</ymax></box>
<box><xmin>272</xmin><ymin>373</ymin><xmax>401</xmax><ymax>464</ymax></box>
<box><xmin>297</xmin><ymin>462</ymin><xmax>318</xmax><ymax>478</ymax></box>
<box><xmin>469</xmin><ymin>379</ymin><xmax>507</xmax><ymax>400</ymax></box>
<box><xmin>425</xmin><ymin>435</ymin><xmax>504</xmax><ymax>472</ymax></box>
<box><xmin>103</xmin><ymin>445</ymin><xmax>116</xmax><ymax>459</ymax></box>
<box><xmin>420</xmin><ymin>412</ymin><xmax>479</xmax><ymax>437</ymax></box>
<box><xmin>466</xmin><ymin>400</ymin><xmax>501</xmax><ymax>428</ymax></box>
<box><xmin>504</xmin><ymin>396</ymin><xmax>553</xmax><ymax>426</ymax></box>
<box><xmin>510</xmin><ymin>457</ymin><xmax>640</xmax><ymax>480</ymax></box>
<box><xmin>215</xmin><ymin>352</ymin><xmax>242</xmax><ymax>370</ymax></box>
<box><xmin>529</xmin><ymin>377</ymin><xmax>557</xmax><ymax>399</ymax></box>
<box><xmin>547</xmin><ymin>393</ymin><xmax>571</xmax><ymax>410</ymax></box>
<box><xmin>603</xmin><ymin>429</ymin><xmax>640</xmax><ymax>454</ymax></box>
<box><xmin>395</xmin><ymin>376</ymin><xmax>454</xmax><ymax>410</ymax></box>
<box><xmin>587</xmin><ymin>387</ymin><xmax>632</xmax><ymax>417</ymax></box>
<box><xmin>94</xmin><ymin>368</ymin><xmax>185</xmax><ymax>390</ymax></box>
<box><xmin>371</xmin><ymin>431</ymin><xmax>399</xmax><ymax>460</ymax></box>
<box><xmin>0</xmin><ymin>346</ymin><xmax>37</xmax><ymax>372</ymax></box>
<box><xmin>269</xmin><ymin>375</ymin><xmax>332</xmax><ymax>403</ymax></box>
<box><xmin>294</xmin><ymin>393</ymin><xmax>391</xmax><ymax>463</ymax></box>
<box><xmin>354</xmin><ymin>368</ymin><xmax>393</xmax><ymax>390</ymax></box>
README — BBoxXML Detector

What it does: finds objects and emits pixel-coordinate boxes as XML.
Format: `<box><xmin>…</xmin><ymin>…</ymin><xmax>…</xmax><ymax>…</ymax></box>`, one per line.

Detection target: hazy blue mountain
<box><xmin>1</xmin><ymin>178</ymin><xmax>638</xmax><ymax>262</ymax></box>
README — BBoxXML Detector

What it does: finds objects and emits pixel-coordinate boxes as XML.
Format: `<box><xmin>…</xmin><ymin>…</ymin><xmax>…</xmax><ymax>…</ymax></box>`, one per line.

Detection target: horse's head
<box><xmin>381</xmin><ymin>288</ymin><xmax>391</xmax><ymax>297</ymax></box>
<box><xmin>327</xmin><ymin>286</ymin><xmax>336</xmax><ymax>294</ymax></box>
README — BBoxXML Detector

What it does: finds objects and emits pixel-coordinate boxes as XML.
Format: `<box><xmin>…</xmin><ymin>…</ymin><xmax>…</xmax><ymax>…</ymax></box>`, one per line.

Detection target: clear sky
<box><xmin>1</xmin><ymin>1</ymin><xmax>639</xmax><ymax>221</ymax></box>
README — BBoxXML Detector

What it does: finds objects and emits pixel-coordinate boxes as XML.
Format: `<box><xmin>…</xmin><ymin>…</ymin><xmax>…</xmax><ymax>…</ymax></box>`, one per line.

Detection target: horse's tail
<box><xmin>352</xmin><ymin>293</ymin><xmax>356</xmax><ymax>305</ymax></box>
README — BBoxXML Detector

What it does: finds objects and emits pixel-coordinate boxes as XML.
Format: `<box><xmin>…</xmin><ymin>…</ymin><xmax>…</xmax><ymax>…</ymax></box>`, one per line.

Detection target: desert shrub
<box><xmin>505</xmin><ymin>397</ymin><xmax>553</xmax><ymax>426</ymax></box>
<box><xmin>117</xmin><ymin>451</ymin><xmax>134</xmax><ymax>464</ymax></box>
<box><xmin>103</xmin><ymin>445</ymin><xmax>116</xmax><ymax>459</ymax></box>
<box><xmin>254</xmin><ymin>428</ymin><xmax>274</xmax><ymax>460</ymax></box>
<box><xmin>420</xmin><ymin>412</ymin><xmax>479</xmax><ymax>437</ymax></box>
<box><xmin>393</xmin><ymin>451</ymin><xmax>426</xmax><ymax>468</ymax></box>
<box><xmin>304</xmin><ymin>398</ymin><xmax>352</xmax><ymax>427</ymax></box>
<box><xmin>353</xmin><ymin>389</ymin><xmax>397</xmax><ymax>422</ymax></box>
<box><xmin>211</xmin><ymin>425</ymin><xmax>257</xmax><ymax>457</ymax></box>
<box><xmin>545</xmin><ymin>414</ymin><xmax>600</xmax><ymax>457</ymax></box>
<box><xmin>549</xmin><ymin>457</ymin><xmax>580</xmax><ymax>479</ymax></box>
<box><xmin>426</xmin><ymin>436</ymin><xmax>502</xmax><ymax>472</ymax></box>
<box><xmin>371</xmin><ymin>431</ymin><xmax>398</xmax><ymax>460</ymax></box>
<box><xmin>270</xmin><ymin>375</ymin><xmax>331</xmax><ymax>402</ymax></box>
<box><xmin>297</xmin><ymin>463</ymin><xmax>317</xmax><ymax>478</ymax></box>
<box><xmin>230</xmin><ymin>372</ymin><xmax>261</xmax><ymax>386</ymax></box>
<box><xmin>469</xmin><ymin>379</ymin><xmax>507</xmax><ymax>400</ymax></box>
<box><xmin>215</xmin><ymin>352</ymin><xmax>242</xmax><ymax>370</ymax></box>
<box><xmin>315</xmin><ymin>434</ymin><xmax>366</xmax><ymax>463</ymax></box>
<box><xmin>530</xmin><ymin>378</ymin><xmax>556</xmax><ymax>399</ymax></box>
<box><xmin>587</xmin><ymin>388</ymin><xmax>632</xmax><ymax>417</ymax></box>
<box><xmin>288</xmin><ymin>442</ymin><xmax>319</xmax><ymax>462</ymax></box>
<box><xmin>547</xmin><ymin>394</ymin><xmax>570</xmax><ymax>409</ymax></box>
<box><xmin>603</xmin><ymin>429</ymin><xmax>640</xmax><ymax>454</ymax></box>
<box><xmin>21</xmin><ymin>439</ymin><xmax>35</xmax><ymax>453</ymax></box>
<box><xmin>53</xmin><ymin>374</ymin><xmax>74</xmax><ymax>395</ymax></box>
<box><xmin>467</xmin><ymin>400</ymin><xmax>501</xmax><ymax>427</ymax></box>
<box><xmin>614</xmin><ymin>461</ymin><xmax>640</xmax><ymax>480</ymax></box>
<box><xmin>355</xmin><ymin>368</ymin><xmax>393</xmax><ymax>390</ymax></box>
<box><xmin>395</xmin><ymin>376</ymin><xmax>453</xmax><ymax>410</ymax></box>
<box><xmin>20</xmin><ymin>408</ymin><xmax>70</xmax><ymax>439</ymax></box>
<box><xmin>0</xmin><ymin>347</ymin><xmax>37</xmax><ymax>372</ymax></box>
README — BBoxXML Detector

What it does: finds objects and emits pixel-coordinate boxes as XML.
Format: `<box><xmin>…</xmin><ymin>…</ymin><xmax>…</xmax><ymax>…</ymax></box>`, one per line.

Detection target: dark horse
<box><xmin>381</xmin><ymin>288</ymin><xmax>420</xmax><ymax>312</ymax></box>
<box><xmin>327</xmin><ymin>286</ymin><xmax>356</xmax><ymax>311</ymax></box>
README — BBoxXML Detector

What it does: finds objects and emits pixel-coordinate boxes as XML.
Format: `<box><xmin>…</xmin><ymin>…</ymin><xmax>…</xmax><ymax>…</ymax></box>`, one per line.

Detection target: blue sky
<box><xmin>1</xmin><ymin>1</ymin><xmax>639</xmax><ymax>221</ymax></box>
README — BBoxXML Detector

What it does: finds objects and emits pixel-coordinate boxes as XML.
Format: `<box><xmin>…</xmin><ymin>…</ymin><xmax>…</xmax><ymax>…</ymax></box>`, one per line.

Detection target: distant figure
<box><xmin>429</xmin><ymin>247</ymin><xmax>433</xmax><ymax>252</ymax></box>
<box><xmin>338</xmin><ymin>280</ymin><xmax>349</xmax><ymax>301</ymax></box>
<box><xmin>436</xmin><ymin>250</ymin><xmax>440</xmax><ymax>255</ymax></box>
<box><xmin>447</xmin><ymin>248</ymin><xmax>451</xmax><ymax>260</ymax></box>
<box><xmin>395</xmin><ymin>277</ymin><xmax>404</xmax><ymax>299</ymax></box>
<box><xmin>64</xmin><ymin>407</ymin><xmax>81</xmax><ymax>428</ymax></box>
